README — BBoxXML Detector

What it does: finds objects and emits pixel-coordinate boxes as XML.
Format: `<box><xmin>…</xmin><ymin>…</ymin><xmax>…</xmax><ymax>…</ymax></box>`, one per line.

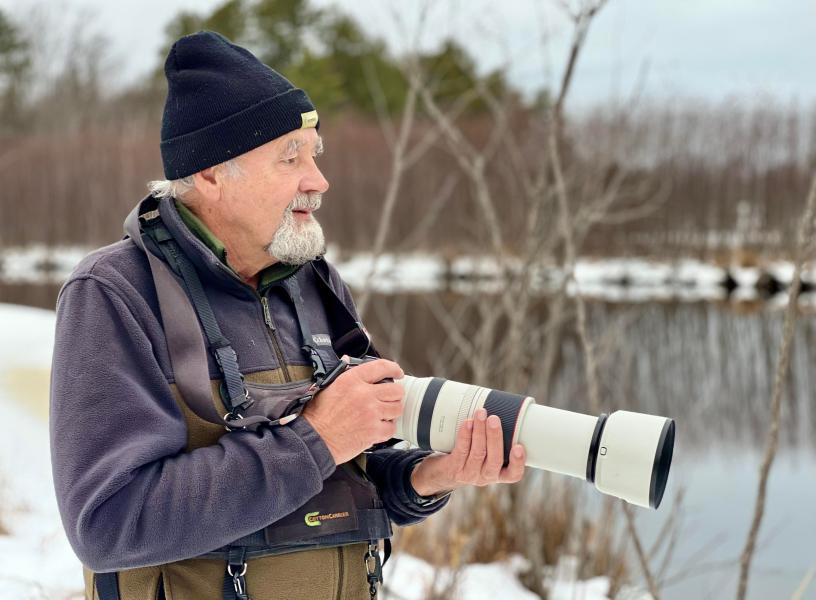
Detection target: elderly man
<box><xmin>50</xmin><ymin>31</ymin><xmax>525</xmax><ymax>600</ymax></box>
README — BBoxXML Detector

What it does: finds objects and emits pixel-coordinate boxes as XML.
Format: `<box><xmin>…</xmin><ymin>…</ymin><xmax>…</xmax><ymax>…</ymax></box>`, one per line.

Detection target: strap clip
<box><xmin>227</xmin><ymin>560</ymin><xmax>251</xmax><ymax>600</ymax></box>
<box><xmin>364</xmin><ymin>542</ymin><xmax>383</xmax><ymax>599</ymax></box>
<box><xmin>306</xmin><ymin>346</ymin><xmax>327</xmax><ymax>380</ymax></box>
<box><xmin>224</xmin><ymin>547</ymin><xmax>252</xmax><ymax>600</ymax></box>
<box><xmin>314</xmin><ymin>359</ymin><xmax>349</xmax><ymax>390</ymax></box>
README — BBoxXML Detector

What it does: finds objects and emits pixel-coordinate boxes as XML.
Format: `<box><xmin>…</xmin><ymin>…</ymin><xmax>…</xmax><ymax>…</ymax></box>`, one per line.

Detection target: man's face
<box><xmin>216</xmin><ymin>127</ymin><xmax>329</xmax><ymax>265</ymax></box>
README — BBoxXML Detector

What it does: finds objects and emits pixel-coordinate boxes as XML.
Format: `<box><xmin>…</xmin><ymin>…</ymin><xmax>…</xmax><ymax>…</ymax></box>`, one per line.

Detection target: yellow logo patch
<box><xmin>304</xmin><ymin>510</ymin><xmax>350</xmax><ymax>527</ymax></box>
<box><xmin>300</xmin><ymin>110</ymin><xmax>319</xmax><ymax>129</ymax></box>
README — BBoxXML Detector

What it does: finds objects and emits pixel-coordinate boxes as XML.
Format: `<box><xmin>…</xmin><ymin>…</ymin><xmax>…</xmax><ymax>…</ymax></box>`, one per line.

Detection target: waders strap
<box><xmin>132</xmin><ymin>202</ymin><xmax>250</xmax><ymax>421</ymax></box>
<box><xmin>95</xmin><ymin>572</ymin><xmax>120</xmax><ymax>600</ymax></box>
<box><xmin>281</xmin><ymin>273</ymin><xmax>339</xmax><ymax>380</ymax></box>
<box><xmin>151</xmin><ymin>227</ymin><xmax>249</xmax><ymax>417</ymax></box>
<box><xmin>124</xmin><ymin>200</ymin><xmax>223</xmax><ymax>425</ymax></box>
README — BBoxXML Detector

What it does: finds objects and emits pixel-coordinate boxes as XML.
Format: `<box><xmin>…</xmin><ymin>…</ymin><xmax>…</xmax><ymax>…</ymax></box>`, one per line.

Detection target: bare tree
<box><xmin>736</xmin><ymin>173</ymin><xmax>816</xmax><ymax>600</ymax></box>
<box><xmin>363</xmin><ymin>0</ymin><xmax>681</xmax><ymax>597</ymax></box>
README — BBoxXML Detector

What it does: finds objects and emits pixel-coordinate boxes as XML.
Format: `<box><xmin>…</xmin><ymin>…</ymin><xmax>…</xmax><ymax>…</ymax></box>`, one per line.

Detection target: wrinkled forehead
<box><xmin>278</xmin><ymin>130</ymin><xmax>324</xmax><ymax>155</ymax></box>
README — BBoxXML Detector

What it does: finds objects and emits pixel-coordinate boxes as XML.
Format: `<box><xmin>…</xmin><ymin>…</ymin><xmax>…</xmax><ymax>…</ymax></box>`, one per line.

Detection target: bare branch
<box><xmin>356</xmin><ymin>71</ymin><xmax>421</xmax><ymax>316</ymax></box>
<box><xmin>622</xmin><ymin>502</ymin><xmax>661</xmax><ymax>599</ymax></box>
<box><xmin>791</xmin><ymin>562</ymin><xmax>816</xmax><ymax>600</ymax></box>
<box><xmin>736</xmin><ymin>173</ymin><xmax>816</xmax><ymax>600</ymax></box>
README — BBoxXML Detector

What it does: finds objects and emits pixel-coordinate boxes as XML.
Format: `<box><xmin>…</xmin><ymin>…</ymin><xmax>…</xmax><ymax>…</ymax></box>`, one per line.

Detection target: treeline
<box><xmin>0</xmin><ymin>1</ymin><xmax>814</xmax><ymax>261</ymax></box>
<box><xmin>0</xmin><ymin>0</ymin><xmax>519</xmax><ymax>135</ymax></box>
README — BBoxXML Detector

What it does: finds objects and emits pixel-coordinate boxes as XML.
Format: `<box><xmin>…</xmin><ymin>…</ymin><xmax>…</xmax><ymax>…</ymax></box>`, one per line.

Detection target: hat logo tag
<box><xmin>300</xmin><ymin>110</ymin><xmax>318</xmax><ymax>129</ymax></box>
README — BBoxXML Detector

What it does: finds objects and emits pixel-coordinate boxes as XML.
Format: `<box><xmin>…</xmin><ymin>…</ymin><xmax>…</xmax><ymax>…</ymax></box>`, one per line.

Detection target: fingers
<box><xmin>480</xmin><ymin>414</ymin><xmax>504</xmax><ymax>481</ymax></box>
<box><xmin>374</xmin><ymin>381</ymin><xmax>404</xmax><ymax>403</ymax></box>
<box><xmin>351</xmin><ymin>358</ymin><xmax>404</xmax><ymax>384</ymax></box>
<box><xmin>378</xmin><ymin>396</ymin><xmax>404</xmax><ymax>421</ymax></box>
<box><xmin>461</xmin><ymin>409</ymin><xmax>488</xmax><ymax>481</ymax></box>
<box><xmin>456</xmin><ymin>409</ymin><xmax>525</xmax><ymax>486</ymax></box>
<box><xmin>499</xmin><ymin>444</ymin><xmax>526</xmax><ymax>483</ymax></box>
<box><xmin>373</xmin><ymin>382</ymin><xmax>404</xmax><ymax>421</ymax></box>
<box><xmin>451</xmin><ymin>417</ymin><xmax>474</xmax><ymax>462</ymax></box>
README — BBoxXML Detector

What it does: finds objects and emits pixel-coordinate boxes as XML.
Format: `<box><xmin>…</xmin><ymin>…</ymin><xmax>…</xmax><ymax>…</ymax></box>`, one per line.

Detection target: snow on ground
<box><xmin>0</xmin><ymin>304</ymin><xmax>58</xmax><ymax>370</ymax></box>
<box><xmin>381</xmin><ymin>553</ymin><xmax>645</xmax><ymax>600</ymax></box>
<box><xmin>0</xmin><ymin>302</ymin><xmax>621</xmax><ymax>599</ymax></box>
<box><xmin>0</xmin><ymin>303</ymin><xmax>85</xmax><ymax>599</ymax></box>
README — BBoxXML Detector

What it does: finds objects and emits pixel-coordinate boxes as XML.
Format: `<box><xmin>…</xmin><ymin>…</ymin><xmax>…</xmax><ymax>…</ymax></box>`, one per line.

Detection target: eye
<box><xmin>282</xmin><ymin>156</ymin><xmax>298</xmax><ymax>165</ymax></box>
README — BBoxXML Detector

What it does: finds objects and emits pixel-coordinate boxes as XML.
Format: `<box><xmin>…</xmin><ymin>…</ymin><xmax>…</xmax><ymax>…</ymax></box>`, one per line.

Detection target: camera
<box><xmin>393</xmin><ymin>376</ymin><xmax>675</xmax><ymax>509</ymax></box>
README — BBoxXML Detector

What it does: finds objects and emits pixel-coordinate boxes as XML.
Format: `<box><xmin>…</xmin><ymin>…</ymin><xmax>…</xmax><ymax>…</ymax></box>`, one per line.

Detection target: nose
<box><xmin>301</xmin><ymin>160</ymin><xmax>329</xmax><ymax>195</ymax></box>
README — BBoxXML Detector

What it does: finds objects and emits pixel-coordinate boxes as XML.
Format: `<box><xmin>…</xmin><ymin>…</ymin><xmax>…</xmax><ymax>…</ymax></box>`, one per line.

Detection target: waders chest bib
<box><xmin>90</xmin><ymin>196</ymin><xmax>393</xmax><ymax>600</ymax></box>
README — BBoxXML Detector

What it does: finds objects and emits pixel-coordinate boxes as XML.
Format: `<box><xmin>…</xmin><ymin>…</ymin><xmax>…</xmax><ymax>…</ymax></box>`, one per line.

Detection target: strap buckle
<box><xmin>227</xmin><ymin>562</ymin><xmax>251</xmax><ymax>600</ymax></box>
<box><xmin>220</xmin><ymin>384</ymin><xmax>252</xmax><ymax>431</ymax></box>
<box><xmin>364</xmin><ymin>542</ymin><xmax>383</xmax><ymax>599</ymax></box>
<box><xmin>314</xmin><ymin>359</ymin><xmax>349</xmax><ymax>390</ymax></box>
<box><xmin>139</xmin><ymin>209</ymin><xmax>161</xmax><ymax>222</ymax></box>
<box><xmin>307</xmin><ymin>346</ymin><xmax>327</xmax><ymax>379</ymax></box>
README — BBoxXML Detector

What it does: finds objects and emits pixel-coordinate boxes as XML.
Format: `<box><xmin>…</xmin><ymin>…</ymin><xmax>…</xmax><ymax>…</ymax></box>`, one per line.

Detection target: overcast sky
<box><xmin>2</xmin><ymin>0</ymin><xmax>814</xmax><ymax>109</ymax></box>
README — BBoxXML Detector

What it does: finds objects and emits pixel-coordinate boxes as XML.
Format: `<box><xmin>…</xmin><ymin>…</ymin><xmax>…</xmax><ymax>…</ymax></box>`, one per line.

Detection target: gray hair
<box><xmin>147</xmin><ymin>158</ymin><xmax>244</xmax><ymax>201</ymax></box>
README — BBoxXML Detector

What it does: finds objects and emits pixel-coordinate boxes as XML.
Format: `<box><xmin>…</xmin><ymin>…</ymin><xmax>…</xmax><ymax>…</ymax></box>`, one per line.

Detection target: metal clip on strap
<box><xmin>365</xmin><ymin>542</ymin><xmax>383</xmax><ymax>599</ymax></box>
<box><xmin>225</xmin><ymin>548</ymin><xmax>251</xmax><ymax>600</ymax></box>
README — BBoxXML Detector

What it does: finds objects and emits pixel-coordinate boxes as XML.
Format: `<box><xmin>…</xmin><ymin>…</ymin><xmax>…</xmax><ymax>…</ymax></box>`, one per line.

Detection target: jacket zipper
<box><xmin>335</xmin><ymin>546</ymin><xmax>344</xmax><ymax>600</ymax></box>
<box><xmin>210</xmin><ymin>260</ymin><xmax>296</xmax><ymax>383</ymax></box>
<box><xmin>260</xmin><ymin>295</ymin><xmax>292</xmax><ymax>382</ymax></box>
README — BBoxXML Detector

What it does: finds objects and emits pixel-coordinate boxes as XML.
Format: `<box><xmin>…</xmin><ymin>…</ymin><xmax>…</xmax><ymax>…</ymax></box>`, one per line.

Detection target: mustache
<box><xmin>288</xmin><ymin>192</ymin><xmax>322</xmax><ymax>212</ymax></box>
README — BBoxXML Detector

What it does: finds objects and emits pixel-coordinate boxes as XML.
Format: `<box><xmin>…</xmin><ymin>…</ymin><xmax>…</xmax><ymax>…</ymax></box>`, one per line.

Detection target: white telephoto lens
<box><xmin>394</xmin><ymin>375</ymin><xmax>675</xmax><ymax>509</ymax></box>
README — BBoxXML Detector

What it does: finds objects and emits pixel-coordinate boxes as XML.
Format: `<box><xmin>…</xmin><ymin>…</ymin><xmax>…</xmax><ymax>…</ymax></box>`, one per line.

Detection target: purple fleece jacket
<box><xmin>49</xmin><ymin>196</ymin><xmax>448</xmax><ymax>572</ymax></box>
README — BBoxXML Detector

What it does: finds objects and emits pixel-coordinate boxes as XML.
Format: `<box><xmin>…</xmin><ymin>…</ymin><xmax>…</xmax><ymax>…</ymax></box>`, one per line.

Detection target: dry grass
<box><xmin>393</xmin><ymin>474</ymin><xmax>629</xmax><ymax>599</ymax></box>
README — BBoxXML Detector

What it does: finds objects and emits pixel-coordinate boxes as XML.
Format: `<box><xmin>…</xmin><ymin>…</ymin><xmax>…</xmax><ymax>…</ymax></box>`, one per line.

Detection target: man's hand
<box><xmin>409</xmin><ymin>408</ymin><xmax>526</xmax><ymax>497</ymax></box>
<box><xmin>301</xmin><ymin>358</ymin><xmax>405</xmax><ymax>465</ymax></box>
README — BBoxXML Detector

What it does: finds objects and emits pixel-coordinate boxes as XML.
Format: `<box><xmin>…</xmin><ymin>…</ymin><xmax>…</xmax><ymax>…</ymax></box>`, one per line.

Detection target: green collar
<box><xmin>174</xmin><ymin>200</ymin><xmax>299</xmax><ymax>291</ymax></box>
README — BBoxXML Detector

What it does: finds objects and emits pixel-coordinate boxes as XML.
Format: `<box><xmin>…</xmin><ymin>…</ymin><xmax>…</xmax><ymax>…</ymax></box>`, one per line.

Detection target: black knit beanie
<box><xmin>160</xmin><ymin>31</ymin><xmax>319</xmax><ymax>180</ymax></box>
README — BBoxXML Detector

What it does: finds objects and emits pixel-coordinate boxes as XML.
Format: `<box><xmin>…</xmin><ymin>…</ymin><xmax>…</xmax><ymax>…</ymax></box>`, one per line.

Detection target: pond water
<box><xmin>3</xmin><ymin>277</ymin><xmax>814</xmax><ymax>600</ymax></box>
<box><xmin>589</xmin><ymin>302</ymin><xmax>816</xmax><ymax>599</ymax></box>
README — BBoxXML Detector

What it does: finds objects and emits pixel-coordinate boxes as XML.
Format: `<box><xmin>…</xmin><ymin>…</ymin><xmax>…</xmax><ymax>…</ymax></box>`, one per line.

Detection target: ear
<box><xmin>192</xmin><ymin>167</ymin><xmax>221</xmax><ymax>202</ymax></box>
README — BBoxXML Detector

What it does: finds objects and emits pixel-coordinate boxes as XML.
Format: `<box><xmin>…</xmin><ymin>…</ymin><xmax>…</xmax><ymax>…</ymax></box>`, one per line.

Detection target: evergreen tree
<box><xmin>0</xmin><ymin>9</ymin><xmax>31</xmax><ymax>131</ymax></box>
<box><xmin>156</xmin><ymin>0</ymin><xmax>523</xmax><ymax>117</ymax></box>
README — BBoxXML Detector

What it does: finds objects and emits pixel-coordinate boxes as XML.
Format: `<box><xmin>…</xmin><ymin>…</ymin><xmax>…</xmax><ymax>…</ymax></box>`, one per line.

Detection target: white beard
<box><xmin>265</xmin><ymin>192</ymin><xmax>326</xmax><ymax>265</ymax></box>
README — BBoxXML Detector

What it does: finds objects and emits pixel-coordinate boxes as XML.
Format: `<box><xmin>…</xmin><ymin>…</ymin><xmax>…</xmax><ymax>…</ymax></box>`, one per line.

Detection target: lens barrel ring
<box><xmin>482</xmin><ymin>390</ymin><xmax>527</xmax><ymax>466</ymax></box>
<box><xmin>585</xmin><ymin>413</ymin><xmax>609</xmax><ymax>483</ymax></box>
